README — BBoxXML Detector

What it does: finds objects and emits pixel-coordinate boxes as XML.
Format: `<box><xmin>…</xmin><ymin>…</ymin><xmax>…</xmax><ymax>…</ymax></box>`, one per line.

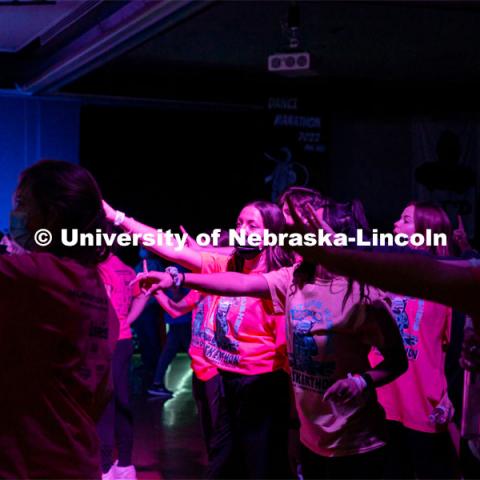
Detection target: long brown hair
<box><xmin>291</xmin><ymin>196</ymin><xmax>371</xmax><ymax>310</ymax></box>
<box><xmin>18</xmin><ymin>159</ymin><xmax>110</xmax><ymax>264</ymax></box>
<box><xmin>409</xmin><ymin>201</ymin><xmax>452</xmax><ymax>256</ymax></box>
<box><xmin>279</xmin><ymin>186</ymin><xmax>330</xmax><ymax>212</ymax></box>
<box><xmin>228</xmin><ymin>200</ymin><xmax>295</xmax><ymax>273</ymax></box>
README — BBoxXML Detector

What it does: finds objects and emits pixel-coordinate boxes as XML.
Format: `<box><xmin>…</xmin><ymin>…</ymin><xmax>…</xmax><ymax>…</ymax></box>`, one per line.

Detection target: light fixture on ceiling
<box><xmin>268</xmin><ymin>1</ymin><xmax>314</xmax><ymax>76</ymax></box>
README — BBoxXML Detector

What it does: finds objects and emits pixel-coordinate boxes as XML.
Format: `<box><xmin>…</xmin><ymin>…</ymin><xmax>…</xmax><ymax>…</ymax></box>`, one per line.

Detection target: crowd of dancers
<box><xmin>1</xmin><ymin>159</ymin><xmax>479</xmax><ymax>480</ymax></box>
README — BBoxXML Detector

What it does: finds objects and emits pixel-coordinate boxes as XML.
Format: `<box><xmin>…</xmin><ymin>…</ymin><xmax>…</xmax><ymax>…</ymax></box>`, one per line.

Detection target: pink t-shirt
<box><xmin>263</xmin><ymin>266</ymin><xmax>398</xmax><ymax>457</ymax></box>
<box><xmin>98</xmin><ymin>255</ymin><xmax>136</xmax><ymax>341</ymax></box>
<box><xmin>0</xmin><ymin>252</ymin><xmax>118</xmax><ymax>479</ymax></box>
<box><xmin>369</xmin><ymin>296</ymin><xmax>452</xmax><ymax>433</ymax></box>
<box><xmin>200</xmin><ymin>252</ymin><xmax>288</xmax><ymax>375</ymax></box>
<box><xmin>183</xmin><ymin>290</ymin><xmax>219</xmax><ymax>381</ymax></box>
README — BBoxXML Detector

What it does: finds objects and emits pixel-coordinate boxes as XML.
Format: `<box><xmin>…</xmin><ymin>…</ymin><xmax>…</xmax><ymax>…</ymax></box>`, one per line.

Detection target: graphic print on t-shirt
<box><xmin>203</xmin><ymin>296</ymin><xmax>246</xmax><ymax>367</ymax></box>
<box><xmin>288</xmin><ymin>299</ymin><xmax>336</xmax><ymax>394</ymax></box>
<box><xmin>191</xmin><ymin>296</ymin><xmax>211</xmax><ymax>349</ymax></box>
<box><xmin>391</xmin><ymin>297</ymin><xmax>422</xmax><ymax>360</ymax></box>
<box><xmin>214</xmin><ymin>298</ymin><xmax>241</xmax><ymax>353</ymax></box>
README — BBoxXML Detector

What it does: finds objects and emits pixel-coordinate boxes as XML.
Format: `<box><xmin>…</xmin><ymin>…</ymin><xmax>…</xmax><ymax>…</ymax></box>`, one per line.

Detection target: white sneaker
<box><xmin>101</xmin><ymin>464</ymin><xmax>116</xmax><ymax>480</ymax></box>
<box><xmin>114</xmin><ymin>464</ymin><xmax>137</xmax><ymax>480</ymax></box>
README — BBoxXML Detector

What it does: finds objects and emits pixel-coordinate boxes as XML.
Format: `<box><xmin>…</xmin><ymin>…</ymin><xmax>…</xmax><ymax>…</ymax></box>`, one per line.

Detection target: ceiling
<box><xmin>0</xmin><ymin>0</ymin><xmax>84</xmax><ymax>53</ymax></box>
<box><xmin>1</xmin><ymin>1</ymin><xmax>480</xmax><ymax>108</ymax></box>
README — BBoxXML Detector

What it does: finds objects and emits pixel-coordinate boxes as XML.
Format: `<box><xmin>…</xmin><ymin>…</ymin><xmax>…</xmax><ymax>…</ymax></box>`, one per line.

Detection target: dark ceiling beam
<box><xmin>18</xmin><ymin>0</ymin><xmax>213</xmax><ymax>95</ymax></box>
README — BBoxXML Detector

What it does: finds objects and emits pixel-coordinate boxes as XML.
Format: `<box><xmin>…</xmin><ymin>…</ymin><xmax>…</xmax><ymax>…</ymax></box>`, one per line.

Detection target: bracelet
<box><xmin>165</xmin><ymin>266</ymin><xmax>185</xmax><ymax>287</ymax></box>
<box><xmin>347</xmin><ymin>373</ymin><xmax>368</xmax><ymax>391</ymax></box>
<box><xmin>113</xmin><ymin>210</ymin><xmax>126</xmax><ymax>226</ymax></box>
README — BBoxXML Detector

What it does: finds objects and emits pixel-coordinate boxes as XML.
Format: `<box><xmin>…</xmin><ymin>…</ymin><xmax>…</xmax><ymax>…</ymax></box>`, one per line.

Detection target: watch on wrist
<box><xmin>165</xmin><ymin>266</ymin><xmax>184</xmax><ymax>287</ymax></box>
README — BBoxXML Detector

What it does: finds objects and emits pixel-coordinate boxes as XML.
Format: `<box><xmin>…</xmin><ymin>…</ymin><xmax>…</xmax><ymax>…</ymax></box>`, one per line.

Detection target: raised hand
<box><xmin>285</xmin><ymin>197</ymin><xmax>336</xmax><ymax>261</ymax></box>
<box><xmin>453</xmin><ymin>214</ymin><xmax>472</xmax><ymax>253</ymax></box>
<box><xmin>102</xmin><ymin>200</ymin><xmax>117</xmax><ymax>222</ymax></box>
<box><xmin>180</xmin><ymin>225</ymin><xmax>200</xmax><ymax>250</ymax></box>
<box><xmin>323</xmin><ymin>375</ymin><xmax>366</xmax><ymax>404</ymax></box>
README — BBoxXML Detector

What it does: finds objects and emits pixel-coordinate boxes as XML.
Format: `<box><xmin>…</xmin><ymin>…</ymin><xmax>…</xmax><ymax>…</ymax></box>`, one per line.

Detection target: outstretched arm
<box><xmin>103</xmin><ymin>200</ymin><xmax>201</xmax><ymax>271</ymax></box>
<box><xmin>286</xmin><ymin>197</ymin><xmax>480</xmax><ymax>329</ymax></box>
<box><xmin>302</xmin><ymin>247</ymin><xmax>480</xmax><ymax>326</ymax></box>
<box><xmin>132</xmin><ymin>271</ymin><xmax>271</xmax><ymax>299</ymax></box>
<box><xmin>126</xmin><ymin>293</ymin><xmax>149</xmax><ymax>325</ymax></box>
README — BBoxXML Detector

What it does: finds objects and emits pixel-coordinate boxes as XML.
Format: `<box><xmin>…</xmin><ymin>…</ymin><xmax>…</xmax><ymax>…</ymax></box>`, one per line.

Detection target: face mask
<box><xmin>9</xmin><ymin>211</ymin><xmax>33</xmax><ymax>250</ymax></box>
<box><xmin>234</xmin><ymin>245</ymin><xmax>263</xmax><ymax>260</ymax></box>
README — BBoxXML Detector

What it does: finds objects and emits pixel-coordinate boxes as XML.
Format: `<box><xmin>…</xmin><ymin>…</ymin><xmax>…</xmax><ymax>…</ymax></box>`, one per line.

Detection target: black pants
<box><xmin>460</xmin><ymin>438</ymin><xmax>480</xmax><ymax>480</ymax></box>
<box><xmin>384</xmin><ymin>420</ymin><xmax>457</xmax><ymax>479</ymax></box>
<box><xmin>97</xmin><ymin>339</ymin><xmax>134</xmax><ymax>472</ymax></box>
<box><xmin>153</xmin><ymin>322</ymin><xmax>192</xmax><ymax>386</ymax></box>
<box><xmin>192</xmin><ymin>374</ymin><xmax>233</xmax><ymax>479</ymax></box>
<box><xmin>221</xmin><ymin>369</ymin><xmax>291</xmax><ymax>479</ymax></box>
<box><xmin>301</xmin><ymin>444</ymin><xmax>386</xmax><ymax>480</ymax></box>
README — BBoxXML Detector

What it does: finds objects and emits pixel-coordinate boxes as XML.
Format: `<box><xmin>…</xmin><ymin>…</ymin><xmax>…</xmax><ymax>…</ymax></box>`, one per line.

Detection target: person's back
<box><xmin>0</xmin><ymin>251</ymin><xmax>118</xmax><ymax>479</ymax></box>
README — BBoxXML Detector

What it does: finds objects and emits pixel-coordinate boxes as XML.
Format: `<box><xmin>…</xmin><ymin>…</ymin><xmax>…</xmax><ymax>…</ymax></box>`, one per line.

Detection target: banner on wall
<box><xmin>263</xmin><ymin>96</ymin><xmax>327</xmax><ymax>202</ymax></box>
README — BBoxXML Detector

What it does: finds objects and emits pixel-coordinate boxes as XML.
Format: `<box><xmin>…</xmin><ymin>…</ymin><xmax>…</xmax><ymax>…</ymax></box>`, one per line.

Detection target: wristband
<box><xmin>347</xmin><ymin>373</ymin><xmax>368</xmax><ymax>392</ymax></box>
<box><xmin>113</xmin><ymin>210</ymin><xmax>126</xmax><ymax>226</ymax></box>
<box><xmin>165</xmin><ymin>266</ymin><xmax>184</xmax><ymax>287</ymax></box>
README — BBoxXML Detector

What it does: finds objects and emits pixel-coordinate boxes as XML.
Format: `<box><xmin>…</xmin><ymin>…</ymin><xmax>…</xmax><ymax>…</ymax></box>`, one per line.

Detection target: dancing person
<box><xmin>0</xmin><ymin>160</ymin><xmax>118</xmax><ymax>479</ymax></box>
<box><xmin>370</xmin><ymin>202</ymin><xmax>457</xmax><ymax>479</ymax></box>
<box><xmin>148</xmin><ymin>263</ymin><xmax>192</xmax><ymax>399</ymax></box>
<box><xmin>132</xmin><ymin>201</ymin><xmax>408</xmax><ymax>480</ymax></box>
<box><xmin>284</xmin><ymin>196</ymin><xmax>480</xmax><ymax>477</ymax></box>
<box><xmin>104</xmin><ymin>199</ymin><xmax>295</xmax><ymax>479</ymax></box>
<box><xmin>98</xmin><ymin>253</ymin><xmax>149</xmax><ymax>480</ymax></box>
<box><xmin>133</xmin><ymin>247</ymin><xmax>164</xmax><ymax>383</ymax></box>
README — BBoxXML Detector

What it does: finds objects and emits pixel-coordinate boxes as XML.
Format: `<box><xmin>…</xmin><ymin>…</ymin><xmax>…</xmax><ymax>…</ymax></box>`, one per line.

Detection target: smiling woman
<box><xmin>104</xmin><ymin>198</ymin><xmax>295</xmax><ymax>478</ymax></box>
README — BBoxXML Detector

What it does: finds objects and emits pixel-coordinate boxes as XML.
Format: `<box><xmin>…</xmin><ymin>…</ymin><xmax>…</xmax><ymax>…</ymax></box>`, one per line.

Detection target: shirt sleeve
<box><xmin>262</xmin><ymin>266</ymin><xmax>294</xmax><ymax>315</ymax></box>
<box><xmin>200</xmin><ymin>252</ymin><xmax>230</xmax><ymax>274</ymax></box>
<box><xmin>0</xmin><ymin>253</ymin><xmax>37</xmax><ymax>294</ymax></box>
<box><xmin>0</xmin><ymin>254</ymin><xmax>39</xmax><ymax>334</ymax></box>
<box><xmin>97</xmin><ymin>263</ymin><xmax>113</xmax><ymax>298</ymax></box>
<box><xmin>182</xmin><ymin>290</ymin><xmax>203</xmax><ymax>308</ymax></box>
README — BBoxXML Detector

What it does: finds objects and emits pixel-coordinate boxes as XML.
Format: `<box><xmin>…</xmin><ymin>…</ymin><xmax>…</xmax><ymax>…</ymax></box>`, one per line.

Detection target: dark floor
<box><xmin>131</xmin><ymin>354</ymin><xmax>207</xmax><ymax>480</ymax></box>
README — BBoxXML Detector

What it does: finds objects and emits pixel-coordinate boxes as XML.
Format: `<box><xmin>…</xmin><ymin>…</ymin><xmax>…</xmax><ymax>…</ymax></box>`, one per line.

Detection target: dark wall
<box><xmin>80</xmin><ymin>105</ymin><xmax>270</xmax><ymax>234</ymax></box>
<box><xmin>80</xmin><ymin>103</ymin><xmax>475</xmax><ymax>248</ymax></box>
<box><xmin>329</xmin><ymin>113</ymin><xmax>413</xmax><ymax>231</ymax></box>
